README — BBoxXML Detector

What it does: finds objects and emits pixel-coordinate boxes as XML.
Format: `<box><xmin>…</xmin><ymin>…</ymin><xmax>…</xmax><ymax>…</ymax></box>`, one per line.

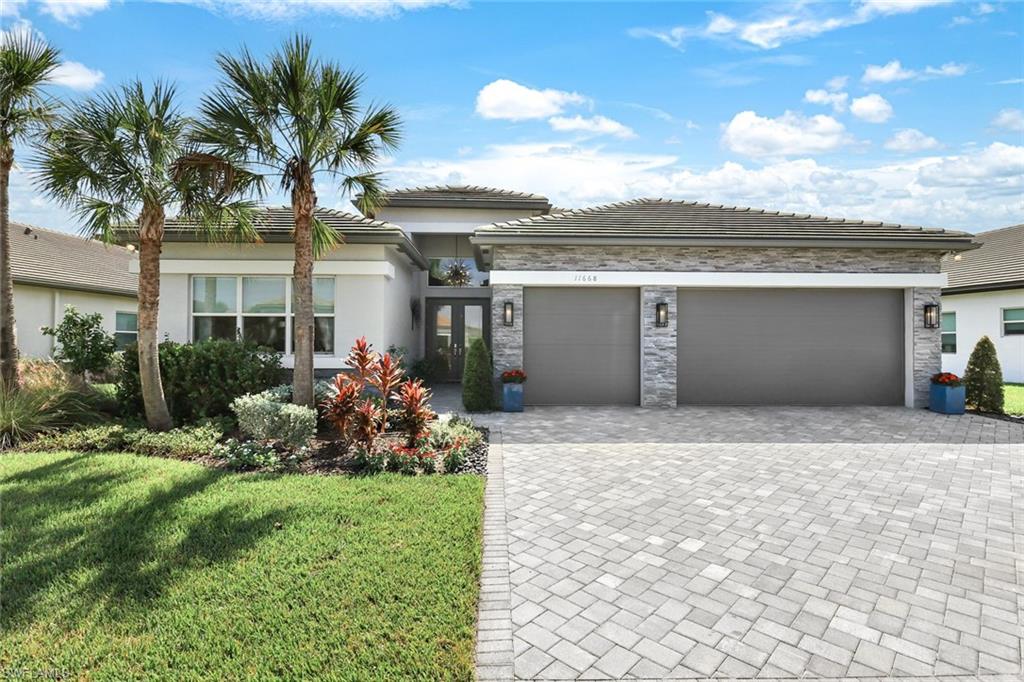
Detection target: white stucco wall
<box><xmin>375</xmin><ymin>206</ymin><xmax>542</xmax><ymax>234</ymax></box>
<box><xmin>13</xmin><ymin>283</ymin><xmax>137</xmax><ymax>358</ymax></box>
<box><xmin>156</xmin><ymin>242</ymin><xmax>418</xmax><ymax>369</ymax></box>
<box><xmin>942</xmin><ymin>288</ymin><xmax>1024</xmax><ymax>382</ymax></box>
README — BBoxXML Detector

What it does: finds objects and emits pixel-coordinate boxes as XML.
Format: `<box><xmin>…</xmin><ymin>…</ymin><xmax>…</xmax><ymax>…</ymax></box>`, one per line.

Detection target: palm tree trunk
<box><xmin>291</xmin><ymin>175</ymin><xmax>316</xmax><ymax>408</ymax></box>
<box><xmin>137</xmin><ymin>201</ymin><xmax>173</xmax><ymax>430</ymax></box>
<box><xmin>0</xmin><ymin>147</ymin><xmax>20</xmax><ymax>388</ymax></box>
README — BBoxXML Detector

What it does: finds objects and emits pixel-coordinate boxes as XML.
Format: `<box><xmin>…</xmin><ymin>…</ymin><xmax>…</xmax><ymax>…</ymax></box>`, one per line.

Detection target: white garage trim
<box><xmin>904</xmin><ymin>289</ymin><xmax>915</xmax><ymax>409</ymax></box>
<box><xmin>133</xmin><ymin>259</ymin><xmax>395</xmax><ymax>279</ymax></box>
<box><xmin>492</xmin><ymin>270</ymin><xmax>946</xmax><ymax>289</ymax></box>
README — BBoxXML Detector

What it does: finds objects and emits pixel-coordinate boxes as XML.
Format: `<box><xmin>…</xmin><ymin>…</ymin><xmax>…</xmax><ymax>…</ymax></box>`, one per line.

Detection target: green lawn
<box><xmin>1006</xmin><ymin>383</ymin><xmax>1024</xmax><ymax>416</ymax></box>
<box><xmin>0</xmin><ymin>451</ymin><xmax>484</xmax><ymax>680</ymax></box>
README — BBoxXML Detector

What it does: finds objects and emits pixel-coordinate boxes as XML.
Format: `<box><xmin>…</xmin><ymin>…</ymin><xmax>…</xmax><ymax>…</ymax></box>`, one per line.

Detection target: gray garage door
<box><xmin>677</xmin><ymin>288</ymin><xmax>904</xmax><ymax>405</ymax></box>
<box><xmin>524</xmin><ymin>288</ymin><xmax>640</xmax><ymax>405</ymax></box>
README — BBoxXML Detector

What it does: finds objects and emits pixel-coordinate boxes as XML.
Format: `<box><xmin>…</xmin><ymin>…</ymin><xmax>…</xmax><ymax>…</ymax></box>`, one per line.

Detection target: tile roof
<box><xmin>375</xmin><ymin>185</ymin><xmax>552</xmax><ymax>211</ymax></box>
<box><xmin>11</xmin><ymin>223</ymin><xmax>137</xmax><ymax>297</ymax></box>
<box><xmin>474</xmin><ymin>198</ymin><xmax>977</xmax><ymax>249</ymax></box>
<box><xmin>942</xmin><ymin>223</ymin><xmax>1024</xmax><ymax>294</ymax></box>
<box><xmin>162</xmin><ymin>206</ymin><xmax>428</xmax><ymax>268</ymax></box>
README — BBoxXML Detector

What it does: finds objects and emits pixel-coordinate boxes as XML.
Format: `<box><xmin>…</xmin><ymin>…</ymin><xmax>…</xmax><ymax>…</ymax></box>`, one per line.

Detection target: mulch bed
<box><xmin>969</xmin><ymin>409</ymin><xmax>1024</xmax><ymax>424</ymax></box>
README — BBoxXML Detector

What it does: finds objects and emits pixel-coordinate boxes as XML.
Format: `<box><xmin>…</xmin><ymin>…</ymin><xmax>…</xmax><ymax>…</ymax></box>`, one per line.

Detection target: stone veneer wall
<box><xmin>488</xmin><ymin>245</ymin><xmax>946</xmax><ymax>408</ymax></box>
<box><xmin>914</xmin><ymin>287</ymin><xmax>942</xmax><ymax>407</ymax></box>
<box><xmin>641</xmin><ymin>286</ymin><xmax>677</xmax><ymax>407</ymax></box>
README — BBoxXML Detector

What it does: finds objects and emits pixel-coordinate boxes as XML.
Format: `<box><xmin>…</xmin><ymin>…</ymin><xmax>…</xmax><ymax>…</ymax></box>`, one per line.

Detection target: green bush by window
<box><xmin>41</xmin><ymin>306</ymin><xmax>117</xmax><ymax>377</ymax></box>
<box><xmin>117</xmin><ymin>339</ymin><xmax>281</xmax><ymax>425</ymax></box>
<box><xmin>461</xmin><ymin>338</ymin><xmax>493</xmax><ymax>412</ymax></box>
<box><xmin>963</xmin><ymin>336</ymin><xmax>1004</xmax><ymax>414</ymax></box>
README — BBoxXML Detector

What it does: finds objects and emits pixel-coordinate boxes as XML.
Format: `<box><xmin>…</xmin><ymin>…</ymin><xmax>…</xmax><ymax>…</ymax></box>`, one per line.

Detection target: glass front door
<box><xmin>426</xmin><ymin>299</ymin><xmax>491</xmax><ymax>382</ymax></box>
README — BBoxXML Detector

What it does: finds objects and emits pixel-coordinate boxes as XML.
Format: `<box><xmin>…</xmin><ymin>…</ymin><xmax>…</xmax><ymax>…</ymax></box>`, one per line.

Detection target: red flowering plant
<box><xmin>501</xmin><ymin>369</ymin><xmax>527</xmax><ymax>384</ymax></box>
<box><xmin>931</xmin><ymin>372</ymin><xmax>963</xmax><ymax>388</ymax></box>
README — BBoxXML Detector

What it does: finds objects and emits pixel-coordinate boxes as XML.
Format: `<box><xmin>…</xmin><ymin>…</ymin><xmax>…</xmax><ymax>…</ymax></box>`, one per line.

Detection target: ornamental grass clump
<box><xmin>962</xmin><ymin>336</ymin><xmax>1004</xmax><ymax>413</ymax></box>
<box><xmin>0</xmin><ymin>362</ymin><xmax>103</xmax><ymax>450</ymax></box>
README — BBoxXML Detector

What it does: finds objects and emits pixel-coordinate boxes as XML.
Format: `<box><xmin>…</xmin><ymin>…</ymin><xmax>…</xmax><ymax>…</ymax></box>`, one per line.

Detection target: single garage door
<box><xmin>524</xmin><ymin>287</ymin><xmax>640</xmax><ymax>405</ymax></box>
<box><xmin>677</xmin><ymin>288</ymin><xmax>904</xmax><ymax>405</ymax></box>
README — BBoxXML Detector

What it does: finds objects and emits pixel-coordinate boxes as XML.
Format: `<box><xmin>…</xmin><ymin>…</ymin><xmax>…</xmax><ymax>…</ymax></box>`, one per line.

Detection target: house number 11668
<box><xmin>573</xmin><ymin>274</ymin><xmax>598</xmax><ymax>282</ymax></box>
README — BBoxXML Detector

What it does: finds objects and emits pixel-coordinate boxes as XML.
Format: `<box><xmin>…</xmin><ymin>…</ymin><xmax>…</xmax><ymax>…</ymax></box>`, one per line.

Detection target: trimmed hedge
<box><xmin>118</xmin><ymin>340</ymin><xmax>281</xmax><ymax>425</ymax></box>
<box><xmin>963</xmin><ymin>336</ymin><xmax>1004</xmax><ymax>413</ymax></box>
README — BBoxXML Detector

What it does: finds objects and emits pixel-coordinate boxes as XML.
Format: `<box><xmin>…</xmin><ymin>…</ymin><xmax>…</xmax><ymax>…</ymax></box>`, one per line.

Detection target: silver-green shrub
<box><xmin>231</xmin><ymin>392</ymin><xmax>316</xmax><ymax>448</ymax></box>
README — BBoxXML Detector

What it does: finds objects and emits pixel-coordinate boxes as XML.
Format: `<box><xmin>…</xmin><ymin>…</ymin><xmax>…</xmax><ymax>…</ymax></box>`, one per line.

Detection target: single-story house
<box><xmin>11</xmin><ymin>223</ymin><xmax>139</xmax><ymax>358</ymax></box>
<box><xmin>149</xmin><ymin>185</ymin><xmax>976</xmax><ymax>408</ymax></box>
<box><xmin>941</xmin><ymin>224</ymin><xmax>1023</xmax><ymax>382</ymax></box>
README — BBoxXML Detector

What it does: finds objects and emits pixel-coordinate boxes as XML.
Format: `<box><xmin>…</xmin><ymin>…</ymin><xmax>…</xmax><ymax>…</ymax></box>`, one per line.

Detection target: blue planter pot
<box><xmin>929</xmin><ymin>383</ymin><xmax>965</xmax><ymax>415</ymax></box>
<box><xmin>502</xmin><ymin>383</ymin><xmax>524</xmax><ymax>412</ymax></box>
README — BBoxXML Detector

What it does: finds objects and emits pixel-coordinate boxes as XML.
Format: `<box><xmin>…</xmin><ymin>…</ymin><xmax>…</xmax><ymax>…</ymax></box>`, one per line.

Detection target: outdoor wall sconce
<box><xmin>923</xmin><ymin>303</ymin><xmax>939</xmax><ymax>328</ymax></box>
<box><xmin>655</xmin><ymin>302</ymin><xmax>669</xmax><ymax>327</ymax></box>
<box><xmin>503</xmin><ymin>301</ymin><xmax>515</xmax><ymax>326</ymax></box>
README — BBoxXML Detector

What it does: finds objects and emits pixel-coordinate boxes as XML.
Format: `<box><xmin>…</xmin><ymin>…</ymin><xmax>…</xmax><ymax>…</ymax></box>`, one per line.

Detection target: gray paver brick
<box><xmin>478</xmin><ymin>406</ymin><xmax>1023</xmax><ymax>680</ymax></box>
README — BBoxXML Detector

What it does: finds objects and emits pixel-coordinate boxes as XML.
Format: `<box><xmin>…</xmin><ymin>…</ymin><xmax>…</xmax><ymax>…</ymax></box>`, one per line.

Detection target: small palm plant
<box><xmin>36</xmin><ymin>81</ymin><xmax>259</xmax><ymax>430</ymax></box>
<box><xmin>0</xmin><ymin>32</ymin><xmax>61</xmax><ymax>388</ymax></box>
<box><xmin>190</xmin><ymin>34</ymin><xmax>402</xmax><ymax>408</ymax></box>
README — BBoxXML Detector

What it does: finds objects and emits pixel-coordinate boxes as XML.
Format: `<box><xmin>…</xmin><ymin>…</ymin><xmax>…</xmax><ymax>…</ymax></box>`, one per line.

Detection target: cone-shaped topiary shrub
<box><xmin>462</xmin><ymin>338</ymin><xmax>493</xmax><ymax>412</ymax></box>
<box><xmin>962</xmin><ymin>335</ymin><xmax>1004</xmax><ymax>414</ymax></box>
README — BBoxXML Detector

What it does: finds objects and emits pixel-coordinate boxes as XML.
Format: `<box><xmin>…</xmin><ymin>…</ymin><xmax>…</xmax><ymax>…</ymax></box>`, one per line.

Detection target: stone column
<box><xmin>913</xmin><ymin>287</ymin><xmax>941</xmax><ymax>408</ymax></box>
<box><xmin>641</xmin><ymin>286</ymin><xmax>677</xmax><ymax>407</ymax></box>
<box><xmin>490</xmin><ymin>284</ymin><xmax>523</xmax><ymax>378</ymax></box>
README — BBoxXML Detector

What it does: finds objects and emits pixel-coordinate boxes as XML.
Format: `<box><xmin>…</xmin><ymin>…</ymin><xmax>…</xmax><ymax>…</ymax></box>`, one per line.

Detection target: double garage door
<box><xmin>523</xmin><ymin>287</ymin><xmax>904</xmax><ymax>406</ymax></box>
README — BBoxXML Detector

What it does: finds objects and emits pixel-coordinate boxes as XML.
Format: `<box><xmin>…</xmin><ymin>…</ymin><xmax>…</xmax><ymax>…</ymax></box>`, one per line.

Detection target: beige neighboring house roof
<box><xmin>11</xmin><ymin>223</ymin><xmax>138</xmax><ymax>298</ymax></box>
<box><xmin>160</xmin><ymin>206</ymin><xmax>429</xmax><ymax>269</ymax></box>
<box><xmin>371</xmin><ymin>185</ymin><xmax>552</xmax><ymax>212</ymax></box>
<box><xmin>942</xmin><ymin>224</ymin><xmax>1024</xmax><ymax>295</ymax></box>
<box><xmin>473</xmin><ymin>198</ymin><xmax>978</xmax><ymax>250</ymax></box>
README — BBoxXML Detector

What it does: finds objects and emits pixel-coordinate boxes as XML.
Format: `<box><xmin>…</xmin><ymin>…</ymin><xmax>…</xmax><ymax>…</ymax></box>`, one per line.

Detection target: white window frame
<box><xmin>190</xmin><ymin>275</ymin><xmax>335</xmax><ymax>355</ymax></box>
<box><xmin>1001</xmin><ymin>307</ymin><xmax>1024</xmax><ymax>337</ymax></box>
<box><xmin>940</xmin><ymin>311</ymin><xmax>957</xmax><ymax>354</ymax></box>
<box><xmin>114</xmin><ymin>311</ymin><xmax>138</xmax><ymax>349</ymax></box>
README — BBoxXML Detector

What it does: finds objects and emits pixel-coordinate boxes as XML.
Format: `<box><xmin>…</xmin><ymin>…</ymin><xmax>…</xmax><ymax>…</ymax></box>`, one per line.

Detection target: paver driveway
<box><xmin>475</xmin><ymin>407</ymin><xmax>1024</xmax><ymax>681</ymax></box>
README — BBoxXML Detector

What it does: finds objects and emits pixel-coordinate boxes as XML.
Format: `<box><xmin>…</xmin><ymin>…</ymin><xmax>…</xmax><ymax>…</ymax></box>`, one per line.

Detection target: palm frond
<box><xmin>0</xmin><ymin>30</ymin><xmax>61</xmax><ymax>144</ymax></box>
<box><xmin>310</xmin><ymin>214</ymin><xmax>339</xmax><ymax>259</ymax></box>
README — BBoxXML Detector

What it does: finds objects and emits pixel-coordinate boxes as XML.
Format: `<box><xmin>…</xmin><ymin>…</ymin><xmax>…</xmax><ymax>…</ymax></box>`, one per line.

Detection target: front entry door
<box><xmin>426</xmin><ymin>299</ymin><xmax>491</xmax><ymax>382</ymax></box>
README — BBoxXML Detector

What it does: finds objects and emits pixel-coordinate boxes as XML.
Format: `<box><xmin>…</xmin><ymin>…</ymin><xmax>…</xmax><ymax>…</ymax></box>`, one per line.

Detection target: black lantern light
<box><xmin>923</xmin><ymin>303</ymin><xmax>939</xmax><ymax>328</ymax></box>
<box><xmin>503</xmin><ymin>301</ymin><xmax>515</xmax><ymax>326</ymax></box>
<box><xmin>655</xmin><ymin>302</ymin><xmax>669</xmax><ymax>327</ymax></box>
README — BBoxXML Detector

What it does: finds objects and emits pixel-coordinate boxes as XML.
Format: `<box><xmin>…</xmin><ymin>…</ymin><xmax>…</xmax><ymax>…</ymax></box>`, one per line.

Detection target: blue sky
<box><xmin>4</xmin><ymin>0</ymin><xmax>1023</xmax><ymax>233</ymax></box>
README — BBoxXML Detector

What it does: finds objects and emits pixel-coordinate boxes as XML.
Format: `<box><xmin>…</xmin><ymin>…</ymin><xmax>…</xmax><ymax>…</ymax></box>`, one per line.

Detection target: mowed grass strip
<box><xmin>1005</xmin><ymin>383</ymin><xmax>1024</xmax><ymax>415</ymax></box>
<box><xmin>0</xmin><ymin>452</ymin><xmax>484</xmax><ymax>680</ymax></box>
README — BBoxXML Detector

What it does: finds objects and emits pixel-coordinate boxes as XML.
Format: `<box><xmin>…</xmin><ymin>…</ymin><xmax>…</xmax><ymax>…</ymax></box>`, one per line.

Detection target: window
<box><xmin>191</xmin><ymin>276</ymin><xmax>335</xmax><ymax>354</ymax></box>
<box><xmin>427</xmin><ymin>258</ymin><xmax>488</xmax><ymax>287</ymax></box>
<box><xmin>1003</xmin><ymin>308</ymin><xmax>1024</xmax><ymax>336</ymax></box>
<box><xmin>941</xmin><ymin>312</ymin><xmax>956</xmax><ymax>354</ymax></box>
<box><xmin>114</xmin><ymin>311</ymin><xmax>137</xmax><ymax>350</ymax></box>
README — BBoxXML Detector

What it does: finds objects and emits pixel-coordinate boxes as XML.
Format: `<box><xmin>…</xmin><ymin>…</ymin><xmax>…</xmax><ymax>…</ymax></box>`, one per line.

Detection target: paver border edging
<box><xmin>476</xmin><ymin>430</ymin><xmax>515</xmax><ymax>681</ymax></box>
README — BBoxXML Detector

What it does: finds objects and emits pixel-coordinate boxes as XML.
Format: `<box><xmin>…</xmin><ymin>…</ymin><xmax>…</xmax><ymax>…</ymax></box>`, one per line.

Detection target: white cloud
<box><xmin>630</xmin><ymin>0</ymin><xmax>950</xmax><ymax>51</ymax></box>
<box><xmin>991</xmin><ymin>108</ymin><xmax>1024</xmax><ymax>132</ymax></box>
<box><xmin>38</xmin><ymin>0</ymin><xmax>109</xmax><ymax>25</ymax></box>
<box><xmin>924</xmin><ymin>62</ymin><xmax>968</xmax><ymax>77</ymax></box>
<box><xmin>804</xmin><ymin>88</ymin><xmax>849</xmax><ymax>113</ymax></box>
<box><xmin>548</xmin><ymin>115</ymin><xmax>636</xmax><ymax>139</ymax></box>
<box><xmin>863</xmin><ymin>59</ymin><xmax>968</xmax><ymax>83</ymax></box>
<box><xmin>993</xmin><ymin>78</ymin><xmax>1024</xmax><ymax>85</ymax></box>
<box><xmin>170</xmin><ymin>0</ymin><xmax>460</xmax><ymax>20</ymax></box>
<box><xmin>850</xmin><ymin>94</ymin><xmax>893</xmax><ymax>123</ymax></box>
<box><xmin>475</xmin><ymin>79</ymin><xmax>588</xmax><ymax>121</ymax></box>
<box><xmin>721</xmin><ymin>110</ymin><xmax>852</xmax><ymax>157</ymax></box>
<box><xmin>826</xmin><ymin>75</ymin><xmax>849</xmax><ymax>91</ymax></box>
<box><xmin>381</xmin><ymin>140</ymin><xmax>1022</xmax><ymax>230</ymax></box>
<box><xmin>885</xmin><ymin>129</ymin><xmax>940</xmax><ymax>152</ymax></box>
<box><xmin>862</xmin><ymin>60</ymin><xmax>916</xmax><ymax>83</ymax></box>
<box><xmin>49</xmin><ymin>60</ymin><xmax>104</xmax><ymax>90</ymax></box>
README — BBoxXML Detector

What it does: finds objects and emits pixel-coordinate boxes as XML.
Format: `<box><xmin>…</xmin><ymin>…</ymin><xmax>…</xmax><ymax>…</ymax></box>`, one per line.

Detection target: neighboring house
<box><xmin>11</xmin><ymin>224</ymin><xmax>139</xmax><ymax>358</ymax></box>
<box><xmin>940</xmin><ymin>224</ymin><xmax>1024</xmax><ymax>382</ymax></box>
<box><xmin>149</xmin><ymin>186</ymin><xmax>976</xmax><ymax>408</ymax></box>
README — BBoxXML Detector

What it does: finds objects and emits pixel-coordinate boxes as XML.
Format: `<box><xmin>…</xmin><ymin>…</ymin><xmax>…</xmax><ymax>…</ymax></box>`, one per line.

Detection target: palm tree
<box><xmin>0</xmin><ymin>32</ymin><xmax>60</xmax><ymax>387</ymax></box>
<box><xmin>191</xmin><ymin>34</ymin><xmax>401</xmax><ymax>407</ymax></box>
<box><xmin>36</xmin><ymin>80</ymin><xmax>259</xmax><ymax>430</ymax></box>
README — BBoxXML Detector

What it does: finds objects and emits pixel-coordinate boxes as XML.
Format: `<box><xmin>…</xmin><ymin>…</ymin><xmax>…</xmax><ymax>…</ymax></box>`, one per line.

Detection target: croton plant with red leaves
<box><xmin>931</xmin><ymin>372</ymin><xmax>962</xmax><ymax>387</ymax></box>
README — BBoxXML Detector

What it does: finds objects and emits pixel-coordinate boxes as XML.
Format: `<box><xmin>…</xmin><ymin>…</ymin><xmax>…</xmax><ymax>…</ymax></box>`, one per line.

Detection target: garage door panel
<box><xmin>677</xmin><ymin>288</ymin><xmax>904</xmax><ymax>405</ymax></box>
<box><xmin>525</xmin><ymin>288</ymin><xmax>640</xmax><ymax>405</ymax></box>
